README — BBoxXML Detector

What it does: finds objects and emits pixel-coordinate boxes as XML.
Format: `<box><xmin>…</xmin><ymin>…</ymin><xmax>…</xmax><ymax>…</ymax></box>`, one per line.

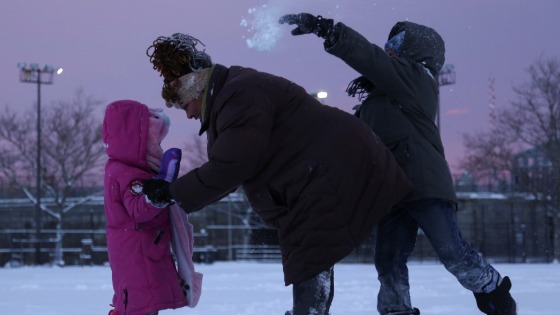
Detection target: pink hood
<box><xmin>103</xmin><ymin>100</ymin><xmax>151</xmax><ymax>171</ymax></box>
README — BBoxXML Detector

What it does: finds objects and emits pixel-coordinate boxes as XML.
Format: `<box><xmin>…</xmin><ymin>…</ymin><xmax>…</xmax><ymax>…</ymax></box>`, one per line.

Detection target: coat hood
<box><xmin>102</xmin><ymin>100</ymin><xmax>150</xmax><ymax>170</ymax></box>
<box><xmin>388</xmin><ymin>21</ymin><xmax>445</xmax><ymax>76</ymax></box>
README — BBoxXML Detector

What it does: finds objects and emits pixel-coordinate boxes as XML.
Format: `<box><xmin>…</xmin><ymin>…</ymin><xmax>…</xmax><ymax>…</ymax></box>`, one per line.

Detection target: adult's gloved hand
<box><xmin>279</xmin><ymin>13</ymin><xmax>333</xmax><ymax>39</ymax></box>
<box><xmin>142</xmin><ymin>178</ymin><xmax>173</xmax><ymax>207</ymax></box>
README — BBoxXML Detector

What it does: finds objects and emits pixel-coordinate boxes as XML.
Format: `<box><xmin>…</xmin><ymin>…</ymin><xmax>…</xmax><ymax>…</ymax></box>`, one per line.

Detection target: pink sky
<box><xmin>1</xmin><ymin>0</ymin><xmax>559</xmax><ymax>177</ymax></box>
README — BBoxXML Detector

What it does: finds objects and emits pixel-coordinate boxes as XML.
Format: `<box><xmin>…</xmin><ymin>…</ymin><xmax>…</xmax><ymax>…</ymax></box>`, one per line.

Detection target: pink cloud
<box><xmin>445</xmin><ymin>108</ymin><xmax>469</xmax><ymax>116</ymax></box>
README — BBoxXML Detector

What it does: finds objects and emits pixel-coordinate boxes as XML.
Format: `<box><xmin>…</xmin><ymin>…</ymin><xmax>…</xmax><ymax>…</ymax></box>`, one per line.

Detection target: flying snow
<box><xmin>240</xmin><ymin>5</ymin><xmax>283</xmax><ymax>51</ymax></box>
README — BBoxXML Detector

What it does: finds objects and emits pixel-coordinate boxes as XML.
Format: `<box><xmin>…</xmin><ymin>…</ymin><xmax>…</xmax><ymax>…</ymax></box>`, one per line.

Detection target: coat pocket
<box><xmin>141</xmin><ymin>230</ymin><xmax>169</xmax><ymax>261</ymax></box>
<box><xmin>388</xmin><ymin>137</ymin><xmax>411</xmax><ymax>173</ymax></box>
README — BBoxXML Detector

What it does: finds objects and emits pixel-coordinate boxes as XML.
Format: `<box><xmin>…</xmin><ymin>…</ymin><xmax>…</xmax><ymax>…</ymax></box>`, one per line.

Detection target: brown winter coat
<box><xmin>169</xmin><ymin>64</ymin><xmax>412</xmax><ymax>285</ymax></box>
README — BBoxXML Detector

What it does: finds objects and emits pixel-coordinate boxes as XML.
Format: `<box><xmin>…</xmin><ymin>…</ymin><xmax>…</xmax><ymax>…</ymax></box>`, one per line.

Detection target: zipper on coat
<box><xmin>153</xmin><ymin>230</ymin><xmax>164</xmax><ymax>245</ymax></box>
<box><xmin>123</xmin><ymin>288</ymin><xmax>128</xmax><ymax>313</ymax></box>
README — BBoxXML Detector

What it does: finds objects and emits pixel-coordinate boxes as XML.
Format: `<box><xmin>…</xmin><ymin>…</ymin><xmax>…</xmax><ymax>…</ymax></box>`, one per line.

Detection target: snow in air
<box><xmin>241</xmin><ymin>5</ymin><xmax>283</xmax><ymax>51</ymax></box>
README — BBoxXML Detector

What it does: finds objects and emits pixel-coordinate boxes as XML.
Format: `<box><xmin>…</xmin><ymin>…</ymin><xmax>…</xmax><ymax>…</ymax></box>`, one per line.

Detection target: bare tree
<box><xmin>503</xmin><ymin>57</ymin><xmax>560</xmax><ymax>173</ymax></box>
<box><xmin>500</xmin><ymin>57</ymin><xmax>560</xmax><ymax>203</ymax></box>
<box><xmin>507</xmin><ymin>57</ymin><xmax>560</xmax><ymax>261</ymax></box>
<box><xmin>462</xmin><ymin>57</ymin><xmax>559</xmax><ymax>189</ymax></box>
<box><xmin>0</xmin><ymin>89</ymin><xmax>105</xmax><ymax>265</ymax></box>
<box><xmin>460</xmin><ymin>128</ymin><xmax>519</xmax><ymax>190</ymax></box>
<box><xmin>461</xmin><ymin>56</ymin><xmax>560</xmax><ymax>260</ymax></box>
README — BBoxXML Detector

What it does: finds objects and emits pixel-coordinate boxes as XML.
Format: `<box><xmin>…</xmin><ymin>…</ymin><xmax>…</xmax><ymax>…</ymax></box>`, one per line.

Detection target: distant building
<box><xmin>512</xmin><ymin>144</ymin><xmax>556</xmax><ymax>189</ymax></box>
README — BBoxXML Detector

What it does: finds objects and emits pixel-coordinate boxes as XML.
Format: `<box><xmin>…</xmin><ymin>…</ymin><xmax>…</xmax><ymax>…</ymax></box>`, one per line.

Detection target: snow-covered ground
<box><xmin>0</xmin><ymin>261</ymin><xmax>557</xmax><ymax>314</ymax></box>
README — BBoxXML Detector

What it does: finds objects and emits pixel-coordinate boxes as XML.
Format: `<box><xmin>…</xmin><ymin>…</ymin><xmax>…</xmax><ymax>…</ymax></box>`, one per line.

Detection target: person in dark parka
<box><xmin>279</xmin><ymin>14</ymin><xmax>517</xmax><ymax>315</ymax></box>
<box><xmin>141</xmin><ymin>33</ymin><xmax>413</xmax><ymax>315</ymax></box>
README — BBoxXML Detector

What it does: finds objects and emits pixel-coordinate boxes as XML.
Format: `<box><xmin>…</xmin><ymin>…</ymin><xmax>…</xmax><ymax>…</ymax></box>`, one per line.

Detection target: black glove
<box><xmin>142</xmin><ymin>178</ymin><xmax>173</xmax><ymax>206</ymax></box>
<box><xmin>279</xmin><ymin>13</ymin><xmax>333</xmax><ymax>39</ymax></box>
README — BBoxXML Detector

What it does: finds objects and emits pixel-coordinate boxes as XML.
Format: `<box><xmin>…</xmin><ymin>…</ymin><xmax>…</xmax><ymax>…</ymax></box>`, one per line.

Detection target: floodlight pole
<box><xmin>18</xmin><ymin>63</ymin><xmax>55</xmax><ymax>265</ymax></box>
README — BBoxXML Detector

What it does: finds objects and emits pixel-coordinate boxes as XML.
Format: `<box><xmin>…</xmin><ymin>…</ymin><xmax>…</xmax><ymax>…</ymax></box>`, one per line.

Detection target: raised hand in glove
<box><xmin>142</xmin><ymin>178</ymin><xmax>174</xmax><ymax>207</ymax></box>
<box><xmin>278</xmin><ymin>13</ymin><xmax>333</xmax><ymax>39</ymax></box>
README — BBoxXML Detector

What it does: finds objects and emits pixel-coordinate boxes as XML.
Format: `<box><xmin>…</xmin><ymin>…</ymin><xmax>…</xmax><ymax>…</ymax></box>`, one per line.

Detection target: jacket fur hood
<box><xmin>388</xmin><ymin>21</ymin><xmax>445</xmax><ymax>76</ymax></box>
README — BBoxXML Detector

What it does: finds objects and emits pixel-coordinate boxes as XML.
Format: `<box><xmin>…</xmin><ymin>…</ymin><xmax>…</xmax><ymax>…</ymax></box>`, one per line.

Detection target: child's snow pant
<box><xmin>374</xmin><ymin>198</ymin><xmax>505</xmax><ymax>315</ymax></box>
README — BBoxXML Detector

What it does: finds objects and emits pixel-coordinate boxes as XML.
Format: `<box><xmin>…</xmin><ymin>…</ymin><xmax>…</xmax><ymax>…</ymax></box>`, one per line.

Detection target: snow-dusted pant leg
<box><xmin>374</xmin><ymin>203</ymin><xmax>419</xmax><ymax>315</ymax></box>
<box><xmin>410</xmin><ymin>198</ymin><xmax>501</xmax><ymax>294</ymax></box>
<box><xmin>290</xmin><ymin>267</ymin><xmax>334</xmax><ymax>315</ymax></box>
<box><xmin>375</xmin><ymin>199</ymin><xmax>502</xmax><ymax>314</ymax></box>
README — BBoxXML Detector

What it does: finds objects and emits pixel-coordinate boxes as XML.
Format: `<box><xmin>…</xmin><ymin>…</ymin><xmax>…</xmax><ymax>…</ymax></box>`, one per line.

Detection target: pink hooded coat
<box><xmin>102</xmin><ymin>100</ymin><xmax>188</xmax><ymax>315</ymax></box>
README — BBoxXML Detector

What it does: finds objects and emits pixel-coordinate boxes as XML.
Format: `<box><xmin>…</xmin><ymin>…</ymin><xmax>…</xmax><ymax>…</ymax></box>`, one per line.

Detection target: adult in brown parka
<box><xmin>142</xmin><ymin>32</ymin><xmax>413</xmax><ymax>315</ymax></box>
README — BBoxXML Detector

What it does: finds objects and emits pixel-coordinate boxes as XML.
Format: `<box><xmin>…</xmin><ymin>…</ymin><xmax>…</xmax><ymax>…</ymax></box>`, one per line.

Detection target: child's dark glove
<box><xmin>279</xmin><ymin>13</ymin><xmax>334</xmax><ymax>39</ymax></box>
<box><xmin>142</xmin><ymin>179</ymin><xmax>173</xmax><ymax>207</ymax></box>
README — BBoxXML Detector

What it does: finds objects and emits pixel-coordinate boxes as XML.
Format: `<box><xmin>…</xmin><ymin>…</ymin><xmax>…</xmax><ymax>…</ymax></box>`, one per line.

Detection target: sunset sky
<box><xmin>1</xmin><ymin>0</ymin><xmax>559</xmax><ymax>176</ymax></box>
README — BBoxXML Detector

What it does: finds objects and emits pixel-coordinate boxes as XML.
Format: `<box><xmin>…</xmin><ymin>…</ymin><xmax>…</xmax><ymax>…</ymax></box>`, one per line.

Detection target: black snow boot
<box><xmin>387</xmin><ymin>308</ymin><xmax>420</xmax><ymax>315</ymax></box>
<box><xmin>474</xmin><ymin>276</ymin><xmax>517</xmax><ymax>315</ymax></box>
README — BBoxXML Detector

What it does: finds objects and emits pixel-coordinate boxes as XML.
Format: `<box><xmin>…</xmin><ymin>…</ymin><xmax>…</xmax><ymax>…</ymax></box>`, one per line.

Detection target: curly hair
<box><xmin>161</xmin><ymin>82</ymin><xmax>180</xmax><ymax>105</ymax></box>
<box><xmin>146</xmin><ymin>33</ymin><xmax>212</xmax><ymax>84</ymax></box>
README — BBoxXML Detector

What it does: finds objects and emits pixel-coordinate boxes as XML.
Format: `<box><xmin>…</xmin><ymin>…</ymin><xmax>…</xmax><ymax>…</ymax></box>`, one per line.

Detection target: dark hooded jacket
<box><xmin>169</xmin><ymin>64</ymin><xmax>413</xmax><ymax>285</ymax></box>
<box><xmin>324</xmin><ymin>21</ymin><xmax>457</xmax><ymax>205</ymax></box>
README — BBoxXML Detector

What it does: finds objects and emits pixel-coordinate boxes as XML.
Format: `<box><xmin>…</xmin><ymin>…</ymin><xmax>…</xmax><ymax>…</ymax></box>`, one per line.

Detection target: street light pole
<box><xmin>17</xmin><ymin>63</ymin><xmax>58</xmax><ymax>265</ymax></box>
<box><xmin>437</xmin><ymin>64</ymin><xmax>456</xmax><ymax>133</ymax></box>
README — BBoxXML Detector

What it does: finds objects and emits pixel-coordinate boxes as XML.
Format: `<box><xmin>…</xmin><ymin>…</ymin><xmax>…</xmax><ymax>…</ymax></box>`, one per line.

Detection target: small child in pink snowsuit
<box><xmin>102</xmin><ymin>100</ymin><xmax>202</xmax><ymax>315</ymax></box>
